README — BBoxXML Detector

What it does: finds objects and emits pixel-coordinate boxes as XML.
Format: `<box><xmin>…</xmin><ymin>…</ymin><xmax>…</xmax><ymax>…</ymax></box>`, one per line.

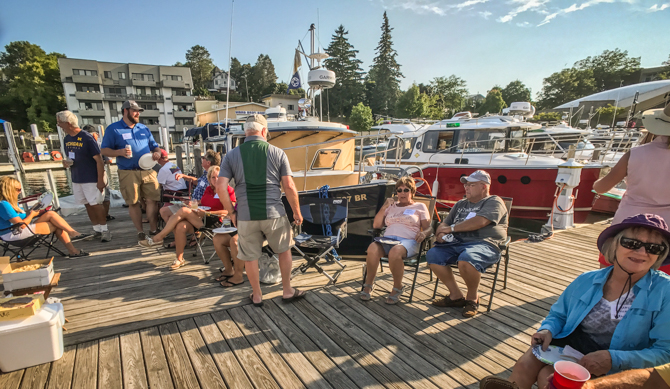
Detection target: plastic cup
<box><xmin>190</xmin><ymin>200</ymin><xmax>199</xmax><ymax>210</ymax></box>
<box><xmin>552</xmin><ymin>361</ymin><xmax>590</xmax><ymax>389</ymax></box>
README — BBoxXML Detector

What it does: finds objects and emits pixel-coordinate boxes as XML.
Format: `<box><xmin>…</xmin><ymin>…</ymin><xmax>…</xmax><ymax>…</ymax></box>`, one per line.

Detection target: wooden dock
<box><xmin>0</xmin><ymin>208</ymin><xmax>605</xmax><ymax>388</ymax></box>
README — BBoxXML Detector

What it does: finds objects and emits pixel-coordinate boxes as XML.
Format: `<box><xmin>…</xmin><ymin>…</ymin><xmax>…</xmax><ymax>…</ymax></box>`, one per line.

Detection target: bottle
<box><xmin>125</xmin><ymin>144</ymin><xmax>132</xmax><ymax>158</ymax></box>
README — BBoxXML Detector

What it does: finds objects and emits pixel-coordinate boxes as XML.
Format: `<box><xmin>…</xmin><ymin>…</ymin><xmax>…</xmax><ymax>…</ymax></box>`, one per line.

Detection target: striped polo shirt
<box><xmin>219</xmin><ymin>135</ymin><xmax>293</xmax><ymax>221</ymax></box>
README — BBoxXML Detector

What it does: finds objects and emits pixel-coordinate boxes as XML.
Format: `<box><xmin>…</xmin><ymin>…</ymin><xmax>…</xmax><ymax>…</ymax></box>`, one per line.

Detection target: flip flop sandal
<box><xmin>360</xmin><ymin>283</ymin><xmax>375</xmax><ymax>301</ymax></box>
<box><xmin>170</xmin><ymin>259</ymin><xmax>185</xmax><ymax>270</ymax></box>
<box><xmin>106</xmin><ymin>215</ymin><xmax>116</xmax><ymax>221</ymax></box>
<box><xmin>69</xmin><ymin>249</ymin><xmax>90</xmax><ymax>258</ymax></box>
<box><xmin>385</xmin><ymin>286</ymin><xmax>405</xmax><ymax>305</ymax></box>
<box><xmin>70</xmin><ymin>233</ymin><xmax>93</xmax><ymax>242</ymax></box>
<box><xmin>214</xmin><ymin>274</ymin><xmax>232</xmax><ymax>282</ymax></box>
<box><xmin>249</xmin><ymin>293</ymin><xmax>264</xmax><ymax>307</ymax></box>
<box><xmin>282</xmin><ymin>288</ymin><xmax>307</xmax><ymax>303</ymax></box>
<box><xmin>220</xmin><ymin>279</ymin><xmax>245</xmax><ymax>288</ymax></box>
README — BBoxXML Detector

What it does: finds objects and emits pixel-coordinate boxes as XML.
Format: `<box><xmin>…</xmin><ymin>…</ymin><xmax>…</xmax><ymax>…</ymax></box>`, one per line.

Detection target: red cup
<box><xmin>552</xmin><ymin>361</ymin><xmax>591</xmax><ymax>389</ymax></box>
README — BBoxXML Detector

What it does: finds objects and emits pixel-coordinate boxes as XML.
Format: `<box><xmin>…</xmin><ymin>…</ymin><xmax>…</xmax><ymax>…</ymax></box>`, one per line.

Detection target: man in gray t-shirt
<box><xmin>425</xmin><ymin>170</ymin><xmax>508</xmax><ymax>318</ymax></box>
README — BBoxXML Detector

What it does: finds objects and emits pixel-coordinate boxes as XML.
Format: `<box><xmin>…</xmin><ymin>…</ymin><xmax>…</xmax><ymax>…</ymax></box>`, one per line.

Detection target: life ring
<box><xmin>51</xmin><ymin>151</ymin><xmax>63</xmax><ymax>161</ymax></box>
<box><xmin>22</xmin><ymin>152</ymin><xmax>35</xmax><ymax>163</ymax></box>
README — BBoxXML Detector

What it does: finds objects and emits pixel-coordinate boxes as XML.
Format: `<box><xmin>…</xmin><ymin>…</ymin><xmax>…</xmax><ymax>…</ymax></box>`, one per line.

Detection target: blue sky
<box><xmin>1</xmin><ymin>0</ymin><xmax>668</xmax><ymax>98</ymax></box>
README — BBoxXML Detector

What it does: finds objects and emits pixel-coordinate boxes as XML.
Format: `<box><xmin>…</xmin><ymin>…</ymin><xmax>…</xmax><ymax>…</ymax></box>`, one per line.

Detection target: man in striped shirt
<box><xmin>216</xmin><ymin>115</ymin><xmax>304</xmax><ymax>307</ymax></box>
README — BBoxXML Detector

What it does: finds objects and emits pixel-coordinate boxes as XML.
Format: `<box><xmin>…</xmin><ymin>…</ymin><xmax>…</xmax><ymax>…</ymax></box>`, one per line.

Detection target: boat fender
<box><xmin>51</xmin><ymin>151</ymin><xmax>63</xmax><ymax>161</ymax></box>
<box><xmin>432</xmin><ymin>180</ymin><xmax>439</xmax><ymax>197</ymax></box>
<box><xmin>22</xmin><ymin>152</ymin><xmax>35</xmax><ymax>163</ymax></box>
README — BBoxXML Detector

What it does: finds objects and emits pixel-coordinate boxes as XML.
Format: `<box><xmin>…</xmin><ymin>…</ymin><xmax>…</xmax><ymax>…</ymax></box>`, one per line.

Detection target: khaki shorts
<box><xmin>237</xmin><ymin>216</ymin><xmax>292</xmax><ymax>261</ymax></box>
<box><xmin>118</xmin><ymin>169</ymin><xmax>160</xmax><ymax>205</ymax></box>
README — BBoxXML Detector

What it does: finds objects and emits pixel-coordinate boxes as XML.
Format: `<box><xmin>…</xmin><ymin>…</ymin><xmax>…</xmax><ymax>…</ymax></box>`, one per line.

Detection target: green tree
<box><xmin>248</xmin><ymin>54</ymin><xmax>277</xmax><ymax>102</ymax></box>
<box><xmin>596</xmin><ymin>104</ymin><xmax>628</xmax><ymax>126</ymax></box>
<box><xmin>428</xmin><ymin>75</ymin><xmax>468</xmax><ymax>119</ymax></box>
<box><xmin>574</xmin><ymin>49</ymin><xmax>640</xmax><ymax>91</ymax></box>
<box><xmin>536</xmin><ymin>68</ymin><xmax>596</xmax><ymax>109</ymax></box>
<box><xmin>0</xmin><ymin>41</ymin><xmax>65</xmax><ymax>132</ymax></box>
<box><xmin>367</xmin><ymin>12</ymin><xmax>403</xmax><ymax>117</ymax></box>
<box><xmin>229</xmin><ymin>58</ymin><xmax>252</xmax><ymax>102</ymax></box>
<box><xmin>324</xmin><ymin>25</ymin><xmax>365</xmax><ymax>118</ymax></box>
<box><xmin>478</xmin><ymin>88</ymin><xmax>506</xmax><ymax>115</ymax></box>
<box><xmin>501</xmin><ymin>80</ymin><xmax>531</xmax><ymax>106</ymax></box>
<box><xmin>659</xmin><ymin>55</ymin><xmax>670</xmax><ymax>80</ymax></box>
<box><xmin>183</xmin><ymin>45</ymin><xmax>215</xmax><ymax>96</ymax></box>
<box><xmin>273</xmin><ymin>82</ymin><xmax>304</xmax><ymax>96</ymax></box>
<box><xmin>396</xmin><ymin>84</ymin><xmax>426</xmax><ymax>118</ymax></box>
<box><xmin>528</xmin><ymin>112</ymin><xmax>563</xmax><ymax>122</ymax></box>
<box><xmin>349</xmin><ymin>102</ymin><xmax>373</xmax><ymax>131</ymax></box>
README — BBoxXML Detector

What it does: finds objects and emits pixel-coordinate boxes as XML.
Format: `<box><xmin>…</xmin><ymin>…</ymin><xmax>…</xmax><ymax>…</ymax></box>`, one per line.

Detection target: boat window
<box><xmin>386</xmin><ymin>138</ymin><xmax>398</xmax><ymax>159</ymax></box>
<box><xmin>267</xmin><ymin>113</ymin><xmax>286</xmax><ymax>119</ymax></box>
<box><xmin>401</xmin><ymin>138</ymin><xmax>417</xmax><ymax>159</ymax></box>
<box><xmin>507</xmin><ymin>129</ymin><xmax>526</xmax><ymax>152</ymax></box>
<box><xmin>310</xmin><ymin>149</ymin><xmax>341</xmax><ymax>170</ymax></box>
<box><xmin>422</xmin><ymin>131</ymin><xmax>455</xmax><ymax>153</ymax></box>
<box><xmin>455</xmin><ymin>129</ymin><xmax>506</xmax><ymax>153</ymax></box>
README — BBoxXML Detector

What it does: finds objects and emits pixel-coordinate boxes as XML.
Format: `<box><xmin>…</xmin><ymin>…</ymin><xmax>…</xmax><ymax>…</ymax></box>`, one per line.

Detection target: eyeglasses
<box><xmin>396</xmin><ymin>188</ymin><xmax>410</xmax><ymax>193</ymax></box>
<box><xmin>14</xmin><ymin>187</ymin><xmax>22</xmax><ymax>192</ymax></box>
<box><xmin>620</xmin><ymin>237</ymin><xmax>667</xmax><ymax>255</ymax></box>
<box><xmin>464</xmin><ymin>182</ymin><xmax>480</xmax><ymax>188</ymax></box>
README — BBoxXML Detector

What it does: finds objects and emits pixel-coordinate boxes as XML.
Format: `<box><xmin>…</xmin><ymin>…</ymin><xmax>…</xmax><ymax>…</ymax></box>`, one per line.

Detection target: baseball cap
<box><xmin>121</xmin><ymin>100</ymin><xmax>144</xmax><ymax>112</ymax></box>
<box><xmin>244</xmin><ymin>114</ymin><xmax>267</xmax><ymax>131</ymax></box>
<box><xmin>160</xmin><ymin>149</ymin><xmax>168</xmax><ymax>158</ymax></box>
<box><xmin>460</xmin><ymin>170</ymin><xmax>491</xmax><ymax>185</ymax></box>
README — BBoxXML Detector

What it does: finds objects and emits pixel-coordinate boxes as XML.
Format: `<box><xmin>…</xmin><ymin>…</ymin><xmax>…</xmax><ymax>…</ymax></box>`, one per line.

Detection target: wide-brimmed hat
<box><xmin>597</xmin><ymin>214</ymin><xmax>670</xmax><ymax>252</ymax></box>
<box><xmin>460</xmin><ymin>170</ymin><xmax>491</xmax><ymax>185</ymax></box>
<box><xmin>641</xmin><ymin>108</ymin><xmax>670</xmax><ymax>136</ymax></box>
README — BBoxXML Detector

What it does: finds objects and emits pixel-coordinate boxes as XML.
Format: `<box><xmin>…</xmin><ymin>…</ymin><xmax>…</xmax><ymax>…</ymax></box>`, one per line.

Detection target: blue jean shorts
<box><xmin>377</xmin><ymin>235</ymin><xmax>420</xmax><ymax>258</ymax></box>
<box><xmin>426</xmin><ymin>241</ymin><xmax>500</xmax><ymax>273</ymax></box>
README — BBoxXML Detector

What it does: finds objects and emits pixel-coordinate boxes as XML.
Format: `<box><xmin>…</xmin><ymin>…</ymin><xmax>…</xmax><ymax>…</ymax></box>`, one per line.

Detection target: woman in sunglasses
<box><xmin>0</xmin><ymin>176</ymin><xmax>89</xmax><ymax>257</ymax></box>
<box><xmin>361</xmin><ymin>176</ymin><xmax>432</xmax><ymax>304</ymax></box>
<box><xmin>482</xmin><ymin>214</ymin><xmax>670</xmax><ymax>389</ymax></box>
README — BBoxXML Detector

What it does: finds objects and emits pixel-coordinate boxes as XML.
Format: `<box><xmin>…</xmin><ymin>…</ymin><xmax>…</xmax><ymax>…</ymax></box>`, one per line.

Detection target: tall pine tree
<box><xmin>324</xmin><ymin>25</ymin><xmax>365</xmax><ymax>118</ymax></box>
<box><xmin>368</xmin><ymin>12</ymin><xmax>403</xmax><ymax>117</ymax></box>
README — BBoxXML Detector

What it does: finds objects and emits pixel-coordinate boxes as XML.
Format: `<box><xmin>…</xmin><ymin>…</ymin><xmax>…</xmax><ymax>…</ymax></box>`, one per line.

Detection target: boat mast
<box><xmin>224</xmin><ymin>0</ymin><xmax>235</xmax><ymax>127</ymax></box>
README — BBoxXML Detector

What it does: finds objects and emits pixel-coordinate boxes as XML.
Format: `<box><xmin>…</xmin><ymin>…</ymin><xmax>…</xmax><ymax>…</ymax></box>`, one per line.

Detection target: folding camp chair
<box><xmin>363</xmin><ymin>195</ymin><xmax>437</xmax><ymax>303</ymax></box>
<box><xmin>191</xmin><ymin>213</ymin><xmax>224</xmax><ymax>264</ymax></box>
<box><xmin>0</xmin><ymin>223</ymin><xmax>66</xmax><ymax>262</ymax></box>
<box><xmin>432</xmin><ymin>196</ymin><xmax>512</xmax><ymax>312</ymax></box>
<box><xmin>290</xmin><ymin>197</ymin><xmax>348</xmax><ymax>285</ymax></box>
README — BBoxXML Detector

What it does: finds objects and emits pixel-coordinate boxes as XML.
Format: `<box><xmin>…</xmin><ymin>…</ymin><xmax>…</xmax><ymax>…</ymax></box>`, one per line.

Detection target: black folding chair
<box><xmin>0</xmin><ymin>223</ymin><xmax>66</xmax><ymax>262</ymax></box>
<box><xmin>363</xmin><ymin>195</ymin><xmax>437</xmax><ymax>303</ymax></box>
<box><xmin>432</xmin><ymin>196</ymin><xmax>512</xmax><ymax>312</ymax></box>
<box><xmin>290</xmin><ymin>197</ymin><xmax>348</xmax><ymax>285</ymax></box>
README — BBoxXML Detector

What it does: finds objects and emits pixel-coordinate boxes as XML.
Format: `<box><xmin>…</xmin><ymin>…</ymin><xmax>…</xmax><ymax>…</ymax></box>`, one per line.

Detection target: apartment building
<box><xmin>58</xmin><ymin>58</ymin><xmax>196</xmax><ymax>141</ymax></box>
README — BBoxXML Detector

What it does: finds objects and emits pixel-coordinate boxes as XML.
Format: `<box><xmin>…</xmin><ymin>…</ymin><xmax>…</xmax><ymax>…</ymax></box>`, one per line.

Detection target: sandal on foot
<box><xmin>138</xmin><ymin>237</ymin><xmax>163</xmax><ymax>248</ymax></box>
<box><xmin>249</xmin><ymin>293</ymin><xmax>264</xmax><ymax>307</ymax></box>
<box><xmin>360</xmin><ymin>283</ymin><xmax>375</xmax><ymax>301</ymax></box>
<box><xmin>170</xmin><ymin>259</ymin><xmax>185</xmax><ymax>270</ymax></box>
<box><xmin>385</xmin><ymin>286</ymin><xmax>405</xmax><ymax>305</ymax></box>
<box><xmin>70</xmin><ymin>233</ymin><xmax>93</xmax><ymax>242</ymax></box>
<box><xmin>463</xmin><ymin>299</ymin><xmax>480</xmax><ymax>318</ymax></box>
<box><xmin>214</xmin><ymin>274</ymin><xmax>232</xmax><ymax>282</ymax></box>
<box><xmin>479</xmin><ymin>376</ymin><xmax>519</xmax><ymax>389</ymax></box>
<box><xmin>282</xmin><ymin>288</ymin><xmax>307</xmax><ymax>303</ymax></box>
<box><xmin>220</xmin><ymin>279</ymin><xmax>245</xmax><ymax>288</ymax></box>
<box><xmin>69</xmin><ymin>249</ymin><xmax>90</xmax><ymax>258</ymax></box>
<box><xmin>106</xmin><ymin>215</ymin><xmax>116</xmax><ymax>221</ymax></box>
<box><xmin>432</xmin><ymin>295</ymin><xmax>466</xmax><ymax>308</ymax></box>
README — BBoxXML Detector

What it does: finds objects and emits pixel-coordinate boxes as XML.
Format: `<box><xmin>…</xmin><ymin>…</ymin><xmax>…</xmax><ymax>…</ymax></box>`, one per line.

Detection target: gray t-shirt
<box><xmin>580</xmin><ymin>291</ymin><xmax>636</xmax><ymax>349</ymax></box>
<box><xmin>444</xmin><ymin>195</ymin><xmax>508</xmax><ymax>249</ymax></box>
<box><xmin>219</xmin><ymin>135</ymin><xmax>293</xmax><ymax>221</ymax></box>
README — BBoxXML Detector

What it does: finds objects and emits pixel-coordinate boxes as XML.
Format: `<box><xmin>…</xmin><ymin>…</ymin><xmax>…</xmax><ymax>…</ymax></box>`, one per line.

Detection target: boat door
<box><xmin>385</xmin><ymin>136</ymin><xmax>418</xmax><ymax>162</ymax></box>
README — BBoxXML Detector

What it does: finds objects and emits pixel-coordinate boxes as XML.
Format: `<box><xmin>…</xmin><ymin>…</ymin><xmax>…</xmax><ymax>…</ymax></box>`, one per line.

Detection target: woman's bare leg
<box><xmin>213</xmin><ymin>234</ymin><xmax>234</xmax><ymax>277</ymax></box>
<box><xmin>220</xmin><ymin>235</ymin><xmax>244</xmax><ymax>285</ymax></box>
<box><xmin>174</xmin><ymin>221</ymin><xmax>195</xmax><ymax>263</ymax></box>
<box><xmin>363</xmin><ymin>242</ymin><xmax>384</xmax><ymax>295</ymax></box>
<box><xmin>508</xmin><ymin>347</ymin><xmax>547</xmax><ymax>389</ymax></box>
<box><xmin>153</xmin><ymin>208</ymin><xmax>203</xmax><ymax>242</ymax></box>
<box><xmin>32</xmin><ymin>221</ymin><xmax>79</xmax><ymax>255</ymax></box>
<box><xmin>35</xmin><ymin>211</ymin><xmax>81</xmax><ymax>238</ymax></box>
<box><xmin>387</xmin><ymin>245</ymin><xmax>408</xmax><ymax>300</ymax></box>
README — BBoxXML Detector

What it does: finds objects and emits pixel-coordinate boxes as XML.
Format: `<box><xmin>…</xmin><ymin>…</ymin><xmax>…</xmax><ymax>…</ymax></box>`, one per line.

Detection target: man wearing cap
<box><xmin>216</xmin><ymin>114</ymin><xmax>305</xmax><ymax>307</ymax></box>
<box><xmin>426</xmin><ymin>169</ymin><xmax>508</xmax><ymax>317</ymax></box>
<box><xmin>101</xmin><ymin>100</ymin><xmax>162</xmax><ymax>241</ymax></box>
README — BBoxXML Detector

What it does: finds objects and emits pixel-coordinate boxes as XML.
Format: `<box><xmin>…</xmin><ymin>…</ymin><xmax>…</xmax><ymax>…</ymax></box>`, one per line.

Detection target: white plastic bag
<box><xmin>259</xmin><ymin>252</ymin><xmax>281</xmax><ymax>284</ymax></box>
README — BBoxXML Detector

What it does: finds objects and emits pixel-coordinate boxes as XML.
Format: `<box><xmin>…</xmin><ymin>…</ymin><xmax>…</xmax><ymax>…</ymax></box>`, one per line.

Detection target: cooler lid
<box><xmin>0</xmin><ymin>303</ymin><xmax>62</xmax><ymax>334</ymax></box>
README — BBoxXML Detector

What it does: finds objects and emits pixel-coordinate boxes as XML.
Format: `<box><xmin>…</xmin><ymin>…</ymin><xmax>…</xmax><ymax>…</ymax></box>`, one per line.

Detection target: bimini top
<box><xmin>267</xmin><ymin>118</ymin><xmax>356</xmax><ymax>135</ymax></box>
<box><xmin>555</xmin><ymin>80</ymin><xmax>670</xmax><ymax>110</ymax></box>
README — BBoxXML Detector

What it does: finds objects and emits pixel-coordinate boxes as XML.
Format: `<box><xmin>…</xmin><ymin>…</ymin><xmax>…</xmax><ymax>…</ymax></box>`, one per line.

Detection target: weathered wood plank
<box><xmin>0</xmin><ymin>370</ymin><xmax>24</xmax><ymax>389</ymax></box>
<box><xmin>139</xmin><ymin>327</ymin><xmax>174</xmax><ymax>389</ymax></box>
<box><xmin>175</xmin><ymin>318</ymin><xmax>226</xmax><ymax>389</ymax></box>
<box><xmin>119</xmin><ymin>332</ymin><xmax>149</xmax><ymax>389</ymax></box>
<box><xmin>19</xmin><ymin>363</ymin><xmax>50</xmax><ymax>389</ymax></box>
<box><xmin>98</xmin><ymin>336</ymin><xmax>122</xmax><ymax>389</ymax></box>
<box><xmin>158</xmin><ymin>322</ymin><xmax>199</xmax><ymax>389</ymax></box>
<box><xmin>46</xmin><ymin>345</ymin><xmax>76</xmax><ymax>389</ymax></box>
<box><xmin>71</xmin><ymin>340</ymin><xmax>98</xmax><ymax>389</ymax></box>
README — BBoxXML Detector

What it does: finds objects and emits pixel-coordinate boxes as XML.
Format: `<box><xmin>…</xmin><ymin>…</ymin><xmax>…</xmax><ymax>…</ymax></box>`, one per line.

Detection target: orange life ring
<box><xmin>51</xmin><ymin>151</ymin><xmax>63</xmax><ymax>161</ymax></box>
<box><xmin>22</xmin><ymin>152</ymin><xmax>35</xmax><ymax>163</ymax></box>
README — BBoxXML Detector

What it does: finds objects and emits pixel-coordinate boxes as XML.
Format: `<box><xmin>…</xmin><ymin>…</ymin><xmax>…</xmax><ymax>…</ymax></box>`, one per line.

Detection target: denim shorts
<box><xmin>377</xmin><ymin>235</ymin><xmax>420</xmax><ymax>258</ymax></box>
<box><xmin>426</xmin><ymin>241</ymin><xmax>500</xmax><ymax>273</ymax></box>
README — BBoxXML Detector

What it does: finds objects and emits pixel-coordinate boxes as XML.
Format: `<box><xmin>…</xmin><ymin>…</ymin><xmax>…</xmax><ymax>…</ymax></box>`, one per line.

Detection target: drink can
<box><xmin>125</xmin><ymin>144</ymin><xmax>132</xmax><ymax>158</ymax></box>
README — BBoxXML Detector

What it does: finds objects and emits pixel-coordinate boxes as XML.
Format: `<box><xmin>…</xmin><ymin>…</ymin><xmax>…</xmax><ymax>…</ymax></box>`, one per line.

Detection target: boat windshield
<box><xmin>267</xmin><ymin>113</ymin><xmax>286</xmax><ymax>119</ymax></box>
<box><xmin>455</xmin><ymin>129</ymin><xmax>507</xmax><ymax>153</ymax></box>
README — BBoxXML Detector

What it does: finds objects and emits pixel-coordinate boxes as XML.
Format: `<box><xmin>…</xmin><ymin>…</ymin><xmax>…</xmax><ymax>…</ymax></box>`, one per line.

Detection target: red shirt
<box><xmin>199</xmin><ymin>185</ymin><xmax>235</xmax><ymax>211</ymax></box>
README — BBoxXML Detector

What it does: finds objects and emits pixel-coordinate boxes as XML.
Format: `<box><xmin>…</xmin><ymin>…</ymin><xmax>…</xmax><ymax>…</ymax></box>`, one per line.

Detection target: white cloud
<box><xmin>537</xmin><ymin>0</ymin><xmax>615</xmax><ymax>26</ymax></box>
<box><xmin>382</xmin><ymin>0</ymin><xmax>489</xmax><ymax>16</ymax></box>
<box><xmin>497</xmin><ymin>0</ymin><xmax>549</xmax><ymax>23</ymax></box>
<box><xmin>479</xmin><ymin>10</ymin><xmax>493</xmax><ymax>18</ymax></box>
<box><xmin>648</xmin><ymin>3</ymin><xmax>670</xmax><ymax>11</ymax></box>
<box><xmin>516</xmin><ymin>21</ymin><xmax>532</xmax><ymax>26</ymax></box>
<box><xmin>452</xmin><ymin>0</ymin><xmax>490</xmax><ymax>9</ymax></box>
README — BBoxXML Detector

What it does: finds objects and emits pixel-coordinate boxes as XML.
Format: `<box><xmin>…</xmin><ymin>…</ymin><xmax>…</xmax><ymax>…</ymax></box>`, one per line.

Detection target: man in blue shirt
<box><xmin>101</xmin><ymin>100</ymin><xmax>162</xmax><ymax>241</ymax></box>
<box><xmin>58</xmin><ymin>111</ymin><xmax>110</xmax><ymax>242</ymax></box>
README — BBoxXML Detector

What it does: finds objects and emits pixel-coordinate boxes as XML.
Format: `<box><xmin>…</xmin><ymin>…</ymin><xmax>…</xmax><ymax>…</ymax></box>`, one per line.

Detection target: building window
<box><xmin>76</xmin><ymin>84</ymin><xmax>99</xmax><ymax>92</ymax></box>
<box><xmin>81</xmin><ymin>117</ymin><xmax>105</xmax><ymax>125</ymax></box>
<box><xmin>118</xmin><ymin>72</ymin><xmax>126</xmax><ymax>79</ymax></box>
<box><xmin>175</xmin><ymin>118</ymin><xmax>194</xmax><ymax>126</ymax></box>
<box><xmin>173</xmin><ymin>89</ymin><xmax>191</xmax><ymax>96</ymax></box>
<box><xmin>139</xmin><ymin>118</ymin><xmax>159</xmax><ymax>125</ymax></box>
<box><xmin>139</xmin><ymin>103</ymin><xmax>157</xmax><ymax>110</ymax></box>
<box><xmin>104</xmin><ymin>87</ymin><xmax>126</xmax><ymax>96</ymax></box>
<box><xmin>104</xmin><ymin>71</ymin><xmax>112</xmax><ymax>79</ymax></box>
<box><xmin>162</xmin><ymin>75</ymin><xmax>183</xmax><ymax>81</ymax></box>
<box><xmin>73</xmin><ymin>69</ymin><xmax>98</xmax><ymax>76</ymax></box>
<box><xmin>136</xmin><ymin>87</ymin><xmax>146</xmax><ymax>95</ymax></box>
<box><xmin>288</xmin><ymin>105</ymin><xmax>295</xmax><ymax>111</ymax></box>
<box><xmin>151</xmin><ymin>88</ymin><xmax>160</xmax><ymax>95</ymax></box>
<box><xmin>132</xmin><ymin>73</ymin><xmax>155</xmax><ymax>81</ymax></box>
<box><xmin>79</xmin><ymin>102</ymin><xmax>103</xmax><ymax>110</ymax></box>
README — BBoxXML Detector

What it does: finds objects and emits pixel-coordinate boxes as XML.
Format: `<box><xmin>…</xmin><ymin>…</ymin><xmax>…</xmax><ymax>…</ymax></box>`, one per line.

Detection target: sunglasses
<box><xmin>620</xmin><ymin>237</ymin><xmax>667</xmax><ymax>255</ymax></box>
<box><xmin>396</xmin><ymin>188</ymin><xmax>410</xmax><ymax>193</ymax></box>
<box><xmin>15</xmin><ymin>187</ymin><xmax>22</xmax><ymax>192</ymax></box>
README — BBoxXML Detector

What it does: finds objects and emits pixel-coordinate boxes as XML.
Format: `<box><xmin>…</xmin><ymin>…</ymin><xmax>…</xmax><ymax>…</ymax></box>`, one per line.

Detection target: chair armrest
<box><xmin>368</xmin><ymin>228</ymin><xmax>384</xmax><ymax>237</ymax></box>
<box><xmin>499</xmin><ymin>237</ymin><xmax>511</xmax><ymax>250</ymax></box>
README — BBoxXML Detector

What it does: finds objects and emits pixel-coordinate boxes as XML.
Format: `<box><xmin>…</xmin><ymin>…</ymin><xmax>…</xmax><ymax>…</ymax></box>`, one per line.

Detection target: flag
<box><xmin>287</xmin><ymin>72</ymin><xmax>301</xmax><ymax>94</ymax></box>
<box><xmin>293</xmin><ymin>49</ymin><xmax>302</xmax><ymax>73</ymax></box>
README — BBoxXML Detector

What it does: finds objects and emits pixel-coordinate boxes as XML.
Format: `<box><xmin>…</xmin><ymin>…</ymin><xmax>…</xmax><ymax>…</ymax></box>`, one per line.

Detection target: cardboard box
<box><xmin>0</xmin><ymin>257</ymin><xmax>55</xmax><ymax>291</ymax></box>
<box><xmin>0</xmin><ymin>294</ymin><xmax>45</xmax><ymax>322</ymax></box>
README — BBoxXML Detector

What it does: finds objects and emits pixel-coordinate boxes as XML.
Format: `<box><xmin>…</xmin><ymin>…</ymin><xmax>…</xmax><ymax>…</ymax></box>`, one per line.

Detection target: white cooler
<box><xmin>0</xmin><ymin>303</ymin><xmax>64</xmax><ymax>372</ymax></box>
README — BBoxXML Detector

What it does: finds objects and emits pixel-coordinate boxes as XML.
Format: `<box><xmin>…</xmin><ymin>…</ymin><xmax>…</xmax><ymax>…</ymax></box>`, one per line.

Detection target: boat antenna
<box><xmin>224</xmin><ymin>0</ymin><xmax>235</xmax><ymax>127</ymax></box>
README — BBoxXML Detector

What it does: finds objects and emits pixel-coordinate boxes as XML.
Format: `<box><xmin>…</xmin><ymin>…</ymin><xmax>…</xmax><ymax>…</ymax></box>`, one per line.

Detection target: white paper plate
<box><xmin>532</xmin><ymin>345</ymin><xmax>563</xmax><ymax>365</ymax></box>
<box><xmin>138</xmin><ymin>153</ymin><xmax>156</xmax><ymax>170</ymax></box>
<box><xmin>39</xmin><ymin>193</ymin><xmax>53</xmax><ymax>209</ymax></box>
<box><xmin>213</xmin><ymin>227</ymin><xmax>237</xmax><ymax>234</ymax></box>
<box><xmin>198</xmin><ymin>206</ymin><xmax>211</xmax><ymax>211</ymax></box>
